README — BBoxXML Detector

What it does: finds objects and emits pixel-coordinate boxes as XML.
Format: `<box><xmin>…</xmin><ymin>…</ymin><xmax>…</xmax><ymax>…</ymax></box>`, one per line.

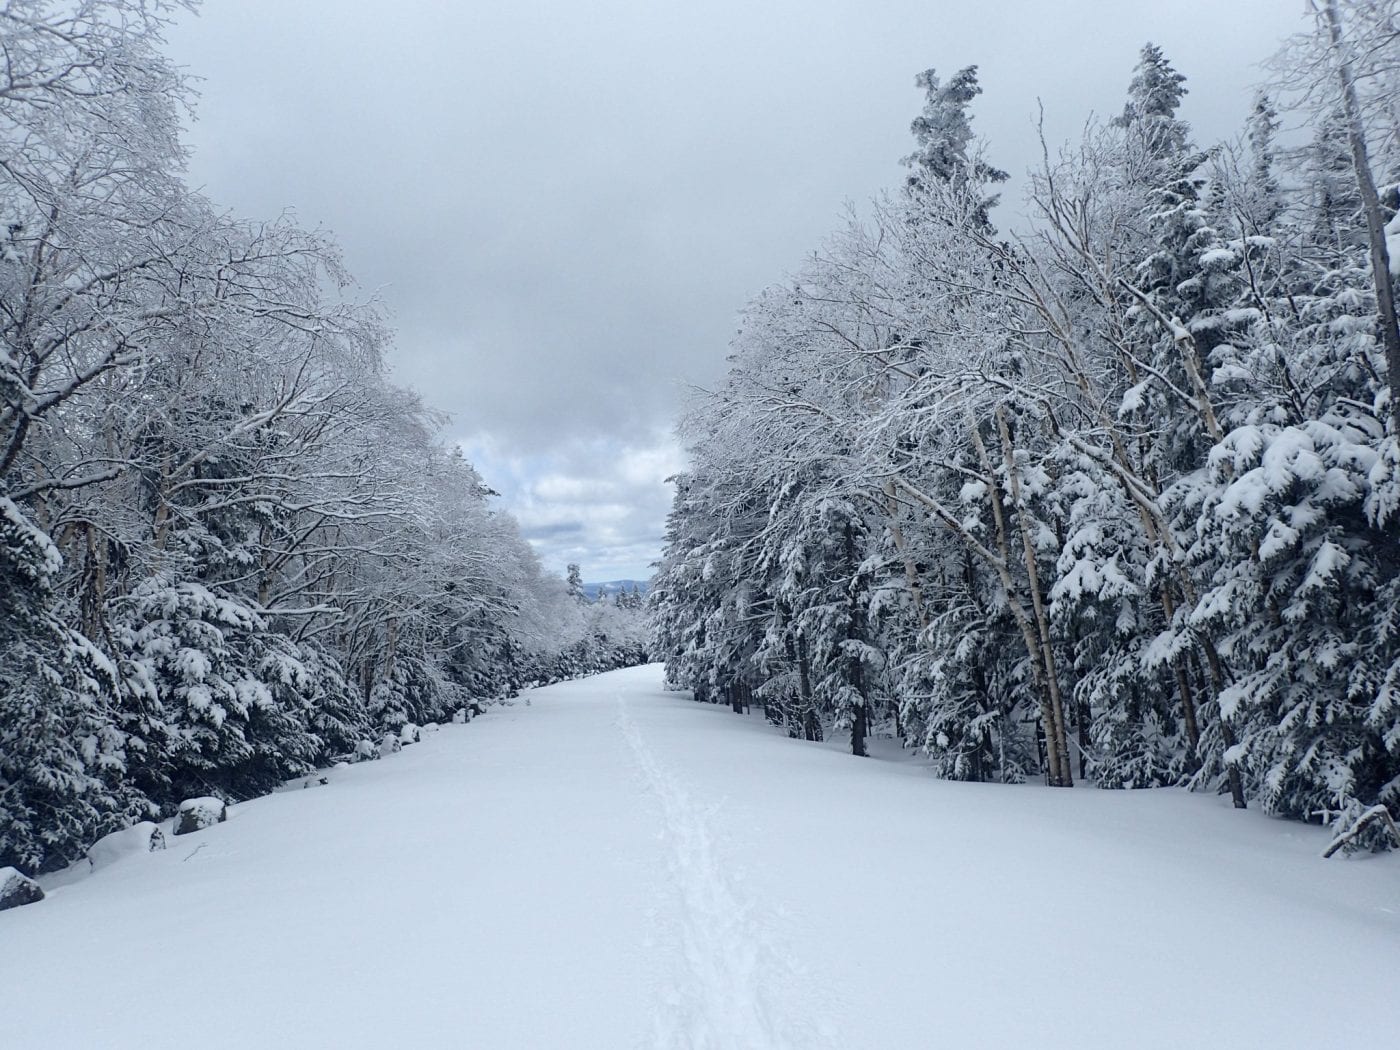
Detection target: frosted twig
<box><xmin>1322</xmin><ymin>805</ymin><xmax>1400</xmax><ymax>858</ymax></box>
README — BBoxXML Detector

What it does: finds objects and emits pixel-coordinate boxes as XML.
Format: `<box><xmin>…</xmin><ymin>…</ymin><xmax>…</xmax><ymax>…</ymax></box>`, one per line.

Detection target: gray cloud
<box><xmin>165</xmin><ymin>0</ymin><xmax>1295</xmax><ymax>579</ymax></box>
<box><xmin>521</xmin><ymin>522</ymin><xmax>586</xmax><ymax>540</ymax></box>
<box><xmin>465</xmin><ymin>430</ymin><xmax>683</xmax><ymax>580</ymax></box>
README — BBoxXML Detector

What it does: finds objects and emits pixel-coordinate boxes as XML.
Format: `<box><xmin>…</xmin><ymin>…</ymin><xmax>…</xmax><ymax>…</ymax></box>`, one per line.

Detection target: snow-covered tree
<box><xmin>651</xmin><ymin>14</ymin><xmax>1400</xmax><ymax>843</ymax></box>
<box><xmin>0</xmin><ymin>0</ymin><xmax>644</xmax><ymax>874</ymax></box>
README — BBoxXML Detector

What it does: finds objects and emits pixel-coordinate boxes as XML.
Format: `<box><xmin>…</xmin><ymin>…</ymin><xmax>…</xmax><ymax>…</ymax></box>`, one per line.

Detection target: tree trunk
<box><xmin>882</xmin><ymin>480</ymin><xmax>931</xmax><ymax>632</ymax></box>
<box><xmin>1156</xmin><ymin>586</ymin><xmax>1202</xmax><ymax>757</ymax></box>
<box><xmin>1195</xmin><ymin>641</ymin><xmax>1247</xmax><ymax>809</ymax></box>
<box><xmin>850</xmin><ymin>655</ymin><xmax>868</xmax><ymax>758</ymax></box>
<box><xmin>152</xmin><ymin>449</ymin><xmax>173</xmax><ymax>551</ymax></box>
<box><xmin>845</xmin><ymin>521</ymin><xmax>870</xmax><ymax>758</ymax></box>
<box><xmin>1322</xmin><ymin>0</ymin><xmax>1400</xmax><ymax>435</ymax></box>
<box><xmin>795</xmin><ymin>635</ymin><xmax>822</xmax><ymax>742</ymax></box>
<box><xmin>996</xmin><ymin>408</ymin><xmax>1073</xmax><ymax>786</ymax></box>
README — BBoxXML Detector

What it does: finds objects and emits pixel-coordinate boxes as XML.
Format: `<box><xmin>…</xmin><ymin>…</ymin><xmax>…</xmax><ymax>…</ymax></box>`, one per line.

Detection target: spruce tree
<box><xmin>0</xmin><ymin>495</ymin><xmax>130</xmax><ymax>872</ymax></box>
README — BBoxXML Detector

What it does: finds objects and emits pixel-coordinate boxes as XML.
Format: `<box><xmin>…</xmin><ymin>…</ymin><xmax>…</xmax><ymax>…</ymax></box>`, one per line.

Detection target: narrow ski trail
<box><xmin>617</xmin><ymin>698</ymin><xmax>827</xmax><ymax>1050</ymax></box>
<box><xmin>2</xmin><ymin>664</ymin><xmax>1397</xmax><ymax>1049</ymax></box>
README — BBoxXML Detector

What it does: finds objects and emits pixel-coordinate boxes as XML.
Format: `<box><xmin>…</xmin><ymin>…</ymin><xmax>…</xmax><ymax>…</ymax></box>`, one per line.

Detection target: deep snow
<box><xmin>2</xmin><ymin>664</ymin><xmax>1396</xmax><ymax>1048</ymax></box>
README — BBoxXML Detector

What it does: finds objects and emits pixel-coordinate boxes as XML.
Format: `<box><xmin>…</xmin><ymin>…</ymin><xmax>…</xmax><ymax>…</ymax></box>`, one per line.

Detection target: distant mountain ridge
<box><xmin>582</xmin><ymin>580</ymin><xmax>649</xmax><ymax>601</ymax></box>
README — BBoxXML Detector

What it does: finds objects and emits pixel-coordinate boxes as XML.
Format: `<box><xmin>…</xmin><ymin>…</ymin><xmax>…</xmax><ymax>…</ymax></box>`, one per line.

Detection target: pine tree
<box><xmin>114</xmin><ymin>578</ymin><xmax>321</xmax><ymax>803</ymax></box>
<box><xmin>0</xmin><ymin>495</ymin><xmax>130</xmax><ymax>872</ymax></box>
<box><xmin>566</xmin><ymin>564</ymin><xmax>586</xmax><ymax>603</ymax></box>
<box><xmin>903</xmin><ymin>65</ymin><xmax>1008</xmax><ymax>227</ymax></box>
<box><xmin>1113</xmin><ymin>43</ymin><xmax>1191</xmax><ymax>162</ymax></box>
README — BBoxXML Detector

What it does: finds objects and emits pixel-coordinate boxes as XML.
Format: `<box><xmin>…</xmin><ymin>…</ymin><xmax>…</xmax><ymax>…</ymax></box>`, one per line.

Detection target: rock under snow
<box><xmin>354</xmin><ymin>739</ymin><xmax>378</xmax><ymax>762</ymax></box>
<box><xmin>173</xmin><ymin>797</ymin><xmax>228</xmax><ymax>836</ymax></box>
<box><xmin>399</xmin><ymin>724</ymin><xmax>421</xmax><ymax>745</ymax></box>
<box><xmin>88</xmin><ymin>821</ymin><xmax>166</xmax><ymax>870</ymax></box>
<box><xmin>381</xmin><ymin>732</ymin><xmax>402</xmax><ymax>755</ymax></box>
<box><xmin>0</xmin><ymin>867</ymin><xmax>44</xmax><ymax>911</ymax></box>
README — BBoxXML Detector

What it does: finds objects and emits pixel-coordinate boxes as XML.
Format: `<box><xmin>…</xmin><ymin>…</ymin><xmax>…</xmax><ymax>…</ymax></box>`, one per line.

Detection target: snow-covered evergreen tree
<box><xmin>651</xmin><ymin>14</ymin><xmax>1400</xmax><ymax>844</ymax></box>
<box><xmin>0</xmin><ymin>495</ymin><xmax>129</xmax><ymax>872</ymax></box>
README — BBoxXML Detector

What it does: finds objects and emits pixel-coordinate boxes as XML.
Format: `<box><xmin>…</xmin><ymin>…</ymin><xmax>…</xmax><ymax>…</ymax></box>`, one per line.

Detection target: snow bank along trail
<box><xmin>2</xmin><ymin>664</ymin><xmax>1397</xmax><ymax>1048</ymax></box>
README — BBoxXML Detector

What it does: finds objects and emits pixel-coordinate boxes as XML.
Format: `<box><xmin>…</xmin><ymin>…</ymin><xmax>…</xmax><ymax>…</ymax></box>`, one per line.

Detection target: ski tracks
<box><xmin>617</xmin><ymin>697</ymin><xmax>833</xmax><ymax>1050</ymax></box>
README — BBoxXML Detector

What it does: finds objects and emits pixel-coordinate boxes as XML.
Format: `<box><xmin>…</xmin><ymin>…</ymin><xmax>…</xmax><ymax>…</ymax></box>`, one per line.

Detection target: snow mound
<box><xmin>354</xmin><ymin>739</ymin><xmax>378</xmax><ymax>762</ymax></box>
<box><xmin>87</xmin><ymin>822</ymin><xmax>165</xmax><ymax>870</ymax></box>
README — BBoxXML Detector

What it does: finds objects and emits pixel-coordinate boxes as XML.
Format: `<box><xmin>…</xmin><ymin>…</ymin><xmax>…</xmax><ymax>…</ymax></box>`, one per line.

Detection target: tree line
<box><xmin>650</xmin><ymin>1</ymin><xmax>1400</xmax><ymax>848</ymax></box>
<box><xmin>0</xmin><ymin>0</ymin><xmax>644</xmax><ymax>876</ymax></box>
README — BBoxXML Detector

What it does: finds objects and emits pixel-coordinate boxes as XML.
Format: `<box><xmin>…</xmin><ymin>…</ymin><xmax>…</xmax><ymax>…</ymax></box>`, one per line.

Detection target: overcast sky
<box><xmin>165</xmin><ymin>0</ymin><xmax>1301</xmax><ymax>581</ymax></box>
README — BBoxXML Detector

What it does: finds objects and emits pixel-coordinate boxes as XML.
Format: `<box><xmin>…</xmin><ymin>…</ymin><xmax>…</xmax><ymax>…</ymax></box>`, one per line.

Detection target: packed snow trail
<box><xmin>2</xmin><ymin>665</ymin><xmax>1397</xmax><ymax>1048</ymax></box>
<box><xmin>616</xmin><ymin>702</ymin><xmax>829</xmax><ymax>1049</ymax></box>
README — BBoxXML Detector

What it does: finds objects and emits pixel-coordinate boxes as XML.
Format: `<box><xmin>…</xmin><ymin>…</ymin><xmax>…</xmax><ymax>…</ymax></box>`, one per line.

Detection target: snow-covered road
<box><xmin>3</xmin><ymin>664</ymin><xmax>1397</xmax><ymax>1048</ymax></box>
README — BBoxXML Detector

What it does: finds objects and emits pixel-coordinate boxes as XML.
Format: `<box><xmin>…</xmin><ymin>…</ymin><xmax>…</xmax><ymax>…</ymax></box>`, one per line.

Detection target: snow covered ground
<box><xmin>3</xmin><ymin>664</ymin><xmax>1396</xmax><ymax>1049</ymax></box>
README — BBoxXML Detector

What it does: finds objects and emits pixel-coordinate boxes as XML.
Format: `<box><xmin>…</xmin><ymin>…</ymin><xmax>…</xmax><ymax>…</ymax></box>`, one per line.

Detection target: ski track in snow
<box><xmin>616</xmin><ymin>696</ymin><xmax>829</xmax><ymax>1050</ymax></box>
